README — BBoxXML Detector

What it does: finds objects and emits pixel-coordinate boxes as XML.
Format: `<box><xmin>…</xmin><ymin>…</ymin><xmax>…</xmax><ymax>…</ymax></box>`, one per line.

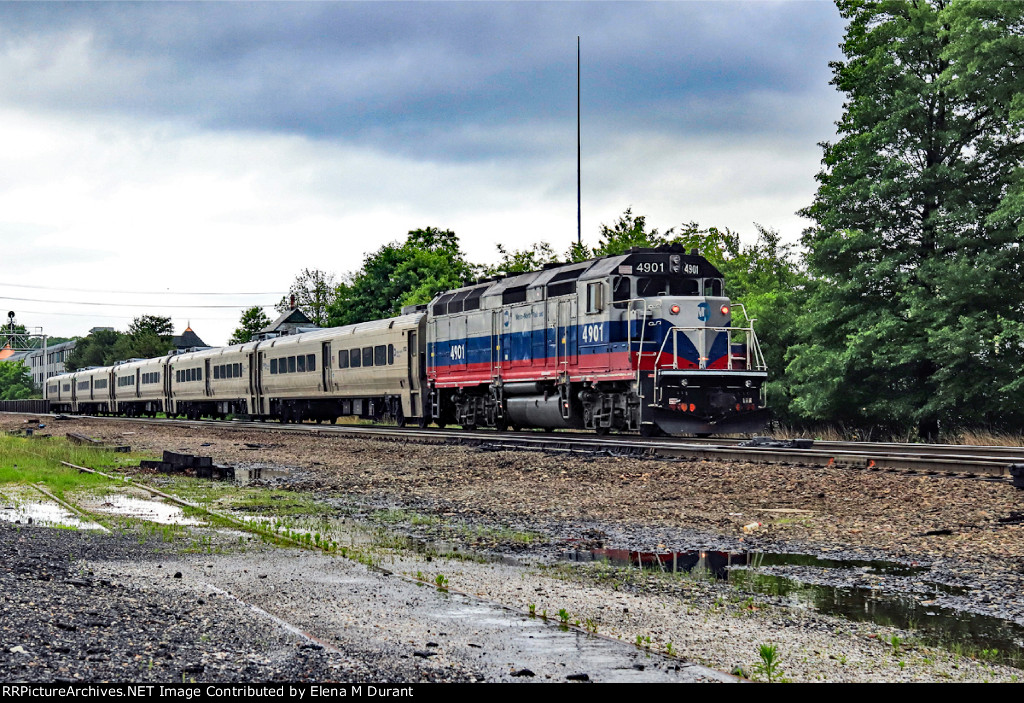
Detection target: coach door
<box><xmin>250</xmin><ymin>351</ymin><xmax>263</xmax><ymax>415</ymax></box>
<box><xmin>321</xmin><ymin>342</ymin><xmax>333</xmax><ymax>393</ymax></box>
<box><xmin>407</xmin><ymin>330</ymin><xmax>422</xmax><ymax>417</ymax></box>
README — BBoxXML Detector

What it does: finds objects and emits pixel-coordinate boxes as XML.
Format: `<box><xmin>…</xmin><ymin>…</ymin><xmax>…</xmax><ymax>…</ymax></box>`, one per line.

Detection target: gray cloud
<box><xmin>0</xmin><ymin>1</ymin><xmax>846</xmax><ymax>161</ymax></box>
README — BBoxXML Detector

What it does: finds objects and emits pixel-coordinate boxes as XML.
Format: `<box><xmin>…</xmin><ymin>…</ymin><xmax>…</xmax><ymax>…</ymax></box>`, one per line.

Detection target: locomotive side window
<box><xmin>350</xmin><ymin>348</ymin><xmax>361</xmax><ymax>368</ymax></box>
<box><xmin>677</xmin><ymin>279</ymin><xmax>699</xmax><ymax>296</ymax></box>
<box><xmin>339</xmin><ymin>350</ymin><xmax>349</xmax><ymax>368</ymax></box>
<box><xmin>374</xmin><ymin>345</ymin><xmax>386</xmax><ymax>366</ymax></box>
<box><xmin>636</xmin><ymin>277</ymin><xmax>664</xmax><ymax>297</ymax></box>
<box><xmin>586</xmin><ymin>281</ymin><xmax>604</xmax><ymax>314</ymax></box>
<box><xmin>362</xmin><ymin>347</ymin><xmax>373</xmax><ymax>367</ymax></box>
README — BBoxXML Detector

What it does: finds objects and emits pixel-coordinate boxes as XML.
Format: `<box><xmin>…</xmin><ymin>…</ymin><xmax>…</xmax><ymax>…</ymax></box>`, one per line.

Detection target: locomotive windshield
<box><xmin>633</xmin><ymin>276</ymin><xmax>706</xmax><ymax>297</ymax></box>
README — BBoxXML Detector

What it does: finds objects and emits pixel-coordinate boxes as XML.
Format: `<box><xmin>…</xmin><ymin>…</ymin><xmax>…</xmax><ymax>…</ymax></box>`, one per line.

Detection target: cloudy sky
<box><xmin>0</xmin><ymin>1</ymin><xmax>846</xmax><ymax>345</ymax></box>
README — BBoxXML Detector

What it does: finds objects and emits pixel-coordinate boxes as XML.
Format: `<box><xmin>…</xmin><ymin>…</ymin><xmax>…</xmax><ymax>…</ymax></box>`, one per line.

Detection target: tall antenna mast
<box><xmin>577</xmin><ymin>36</ymin><xmax>582</xmax><ymax>247</ymax></box>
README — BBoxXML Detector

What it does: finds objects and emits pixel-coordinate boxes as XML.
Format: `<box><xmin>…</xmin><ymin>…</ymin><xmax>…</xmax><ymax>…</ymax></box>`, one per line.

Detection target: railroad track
<box><xmin>17</xmin><ymin>411</ymin><xmax>1024</xmax><ymax>484</ymax></box>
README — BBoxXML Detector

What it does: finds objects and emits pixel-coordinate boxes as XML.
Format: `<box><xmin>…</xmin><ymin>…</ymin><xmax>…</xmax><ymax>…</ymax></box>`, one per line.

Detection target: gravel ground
<box><xmin>2</xmin><ymin>413</ymin><xmax>1023</xmax><ymax>682</ymax></box>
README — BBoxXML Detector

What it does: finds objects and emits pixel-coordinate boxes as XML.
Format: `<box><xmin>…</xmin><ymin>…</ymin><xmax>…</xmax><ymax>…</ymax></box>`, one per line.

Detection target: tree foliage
<box><xmin>0</xmin><ymin>361</ymin><xmax>35</xmax><ymax>400</ymax></box>
<box><xmin>327</xmin><ymin>227</ymin><xmax>477</xmax><ymax>326</ymax></box>
<box><xmin>229</xmin><ymin>306</ymin><xmax>272</xmax><ymax>346</ymax></box>
<box><xmin>65</xmin><ymin>316</ymin><xmax>175</xmax><ymax>370</ymax></box>
<box><xmin>486</xmin><ymin>241</ymin><xmax>561</xmax><ymax>276</ymax></box>
<box><xmin>276</xmin><ymin>269</ymin><xmax>336</xmax><ymax>327</ymax></box>
<box><xmin>789</xmin><ymin>0</ymin><xmax>1024</xmax><ymax>435</ymax></box>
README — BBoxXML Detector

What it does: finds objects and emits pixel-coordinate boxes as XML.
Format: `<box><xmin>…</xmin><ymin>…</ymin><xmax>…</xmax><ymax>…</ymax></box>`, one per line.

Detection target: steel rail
<box><xmin>21</xmin><ymin>412</ymin><xmax>1022</xmax><ymax>481</ymax></box>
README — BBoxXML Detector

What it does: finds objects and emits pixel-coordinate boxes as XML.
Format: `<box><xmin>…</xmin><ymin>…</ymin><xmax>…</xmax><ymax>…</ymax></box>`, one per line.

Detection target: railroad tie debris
<box><xmin>739</xmin><ymin>436</ymin><xmax>815</xmax><ymax>449</ymax></box>
<box><xmin>1009</xmin><ymin>464</ymin><xmax>1024</xmax><ymax>489</ymax></box>
<box><xmin>139</xmin><ymin>450</ymin><xmax>235</xmax><ymax>481</ymax></box>
<box><xmin>66</xmin><ymin>432</ymin><xmax>130</xmax><ymax>452</ymax></box>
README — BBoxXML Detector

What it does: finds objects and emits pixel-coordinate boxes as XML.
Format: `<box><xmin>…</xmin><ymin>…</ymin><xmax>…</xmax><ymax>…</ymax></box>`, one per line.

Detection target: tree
<box><xmin>790</xmin><ymin>0</ymin><xmax>1024</xmax><ymax>435</ymax></box>
<box><xmin>65</xmin><ymin>329</ymin><xmax>123</xmax><ymax>371</ymax></box>
<box><xmin>0</xmin><ymin>360</ymin><xmax>36</xmax><ymax>400</ymax></box>
<box><xmin>592</xmin><ymin>207</ymin><xmax>675</xmax><ymax>257</ymax></box>
<box><xmin>486</xmin><ymin>242</ymin><xmax>560</xmax><ymax>276</ymax></box>
<box><xmin>229</xmin><ymin>306</ymin><xmax>272</xmax><ymax>345</ymax></box>
<box><xmin>327</xmin><ymin>227</ymin><xmax>477</xmax><ymax>326</ymax></box>
<box><xmin>276</xmin><ymin>268</ymin><xmax>336</xmax><ymax>327</ymax></box>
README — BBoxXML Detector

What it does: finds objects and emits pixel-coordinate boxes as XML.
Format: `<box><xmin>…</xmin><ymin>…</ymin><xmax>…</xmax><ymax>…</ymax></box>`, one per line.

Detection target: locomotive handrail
<box><xmin>626</xmin><ymin>298</ymin><xmax>651</xmax><ymax>387</ymax></box>
<box><xmin>653</xmin><ymin>324</ymin><xmax>767</xmax><ymax>373</ymax></box>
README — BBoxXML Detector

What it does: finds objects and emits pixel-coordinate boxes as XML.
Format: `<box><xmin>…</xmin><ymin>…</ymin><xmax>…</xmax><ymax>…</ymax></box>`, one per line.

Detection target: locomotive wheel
<box><xmin>595</xmin><ymin>426</ymin><xmax>610</xmax><ymax>436</ymax></box>
<box><xmin>329</xmin><ymin>417</ymin><xmax>337</xmax><ymax>425</ymax></box>
<box><xmin>639</xmin><ymin>424</ymin><xmax>663</xmax><ymax>438</ymax></box>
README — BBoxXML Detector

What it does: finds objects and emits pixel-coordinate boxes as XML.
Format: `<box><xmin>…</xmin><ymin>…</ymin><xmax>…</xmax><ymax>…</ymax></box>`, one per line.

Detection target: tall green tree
<box><xmin>486</xmin><ymin>241</ymin><xmax>561</xmax><ymax>276</ymax></box>
<box><xmin>790</xmin><ymin>0</ymin><xmax>1024</xmax><ymax>435</ymax></box>
<box><xmin>328</xmin><ymin>227</ymin><xmax>477</xmax><ymax>326</ymax></box>
<box><xmin>276</xmin><ymin>269</ymin><xmax>336</xmax><ymax>327</ymax></box>
<box><xmin>0</xmin><ymin>361</ymin><xmax>35</xmax><ymax>400</ymax></box>
<box><xmin>65</xmin><ymin>329</ymin><xmax>123</xmax><ymax>371</ymax></box>
<box><xmin>229</xmin><ymin>306</ymin><xmax>272</xmax><ymax>345</ymax></box>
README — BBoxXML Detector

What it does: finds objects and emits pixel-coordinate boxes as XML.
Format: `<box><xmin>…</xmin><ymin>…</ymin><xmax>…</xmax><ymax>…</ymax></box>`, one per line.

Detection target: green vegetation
<box><xmin>65</xmin><ymin>315</ymin><xmax>175</xmax><ymax>371</ymax></box>
<box><xmin>790</xmin><ymin>0</ymin><xmax>1024</xmax><ymax>437</ymax></box>
<box><xmin>0</xmin><ymin>361</ymin><xmax>37</xmax><ymax>400</ymax></box>
<box><xmin>229</xmin><ymin>306</ymin><xmax>272</xmax><ymax>345</ymax></box>
<box><xmin>0</xmin><ymin>435</ymin><xmax>141</xmax><ymax>498</ymax></box>
<box><xmin>754</xmin><ymin>642</ymin><xmax>784</xmax><ymax>683</ymax></box>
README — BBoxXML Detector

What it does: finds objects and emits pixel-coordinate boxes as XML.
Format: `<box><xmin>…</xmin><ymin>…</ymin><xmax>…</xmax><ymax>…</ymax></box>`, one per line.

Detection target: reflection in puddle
<box><xmin>565</xmin><ymin>547</ymin><xmax>1024</xmax><ymax>668</ymax></box>
<box><xmin>82</xmin><ymin>495</ymin><xmax>206</xmax><ymax>526</ymax></box>
<box><xmin>234</xmin><ymin>466</ymin><xmax>291</xmax><ymax>486</ymax></box>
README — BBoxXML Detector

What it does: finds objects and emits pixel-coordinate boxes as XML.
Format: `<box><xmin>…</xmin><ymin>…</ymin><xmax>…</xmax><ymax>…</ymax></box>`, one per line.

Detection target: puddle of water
<box><xmin>729</xmin><ymin>569</ymin><xmax>1024</xmax><ymax>667</ymax></box>
<box><xmin>0</xmin><ymin>501</ymin><xmax>105</xmax><ymax>531</ymax></box>
<box><xmin>233</xmin><ymin>465</ymin><xmax>292</xmax><ymax>486</ymax></box>
<box><xmin>564</xmin><ymin>547</ymin><xmax>1024</xmax><ymax>668</ymax></box>
<box><xmin>0</xmin><ymin>486</ymin><xmax>105</xmax><ymax>531</ymax></box>
<box><xmin>82</xmin><ymin>494</ymin><xmax>206</xmax><ymax>526</ymax></box>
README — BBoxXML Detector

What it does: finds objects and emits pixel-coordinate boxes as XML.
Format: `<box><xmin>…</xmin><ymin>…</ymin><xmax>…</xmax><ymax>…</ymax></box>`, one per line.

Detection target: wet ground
<box><xmin>2</xmin><ymin>413</ymin><xmax>1023</xmax><ymax>681</ymax></box>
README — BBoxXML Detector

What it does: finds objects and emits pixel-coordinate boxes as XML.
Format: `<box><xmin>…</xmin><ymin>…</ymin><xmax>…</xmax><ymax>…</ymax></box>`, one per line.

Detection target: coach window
<box><xmin>362</xmin><ymin>347</ymin><xmax>373</xmax><ymax>367</ymax></box>
<box><xmin>271</xmin><ymin>359</ymin><xmax>278</xmax><ymax>374</ymax></box>
<box><xmin>388</xmin><ymin>344</ymin><xmax>394</xmax><ymax>365</ymax></box>
<box><xmin>235</xmin><ymin>363</ymin><xmax>242</xmax><ymax>377</ymax></box>
<box><xmin>374</xmin><ymin>345</ymin><xmax>386</xmax><ymax>367</ymax></box>
<box><xmin>307</xmin><ymin>354</ymin><xmax>316</xmax><ymax>372</ymax></box>
<box><xmin>297</xmin><ymin>355</ymin><xmax>306</xmax><ymax>373</ymax></box>
<box><xmin>339</xmin><ymin>350</ymin><xmax>349</xmax><ymax>369</ymax></box>
<box><xmin>350</xmin><ymin>348</ymin><xmax>361</xmax><ymax>368</ymax></box>
<box><xmin>214</xmin><ymin>366</ymin><xmax>221</xmax><ymax>380</ymax></box>
<box><xmin>288</xmin><ymin>356</ymin><xmax>296</xmax><ymax>373</ymax></box>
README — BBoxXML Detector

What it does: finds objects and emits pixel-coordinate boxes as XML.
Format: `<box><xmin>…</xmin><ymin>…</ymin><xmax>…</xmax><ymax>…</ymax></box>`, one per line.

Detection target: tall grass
<box><xmin>769</xmin><ymin>423</ymin><xmax>1024</xmax><ymax>447</ymax></box>
<box><xmin>0</xmin><ymin>435</ymin><xmax>140</xmax><ymax>497</ymax></box>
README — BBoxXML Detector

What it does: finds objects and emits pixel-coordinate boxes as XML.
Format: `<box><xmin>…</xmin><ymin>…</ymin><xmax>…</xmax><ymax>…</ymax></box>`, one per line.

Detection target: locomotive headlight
<box><xmin>720</xmin><ymin>305</ymin><xmax>730</xmax><ymax>316</ymax></box>
<box><xmin>670</xmin><ymin>304</ymin><xmax>680</xmax><ymax>315</ymax></box>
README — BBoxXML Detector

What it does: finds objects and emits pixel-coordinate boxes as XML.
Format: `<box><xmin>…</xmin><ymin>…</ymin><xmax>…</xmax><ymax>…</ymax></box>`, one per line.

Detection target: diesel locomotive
<box><xmin>46</xmin><ymin>245</ymin><xmax>767</xmax><ymax>436</ymax></box>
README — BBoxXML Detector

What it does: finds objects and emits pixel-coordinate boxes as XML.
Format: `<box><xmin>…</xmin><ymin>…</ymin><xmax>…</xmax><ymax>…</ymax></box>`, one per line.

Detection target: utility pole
<box><xmin>577</xmin><ymin>36</ymin><xmax>582</xmax><ymax>247</ymax></box>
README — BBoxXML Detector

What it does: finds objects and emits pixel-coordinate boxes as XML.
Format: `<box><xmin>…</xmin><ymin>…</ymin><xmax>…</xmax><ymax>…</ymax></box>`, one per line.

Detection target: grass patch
<box><xmin>0</xmin><ymin>435</ymin><xmax>151</xmax><ymax>498</ymax></box>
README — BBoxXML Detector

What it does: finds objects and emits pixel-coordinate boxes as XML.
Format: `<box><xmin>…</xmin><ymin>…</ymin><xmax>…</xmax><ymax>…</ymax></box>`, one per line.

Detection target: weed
<box><xmin>754</xmin><ymin>643</ymin><xmax>784</xmax><ymax>683</ymax></box>
<box><xmin>528</xmin><ymin>603</ymin><xmax>536</xmax><ymax>617</ymax></box>
<box><xmin>557</xmin><ymin>608</ymin><xmax>570</xmax><ymax>624</ymax></box>
<box><xmin>434</xmin><ymin>573</ymin><xmax>449</xmax><ymax>590</ymax></box>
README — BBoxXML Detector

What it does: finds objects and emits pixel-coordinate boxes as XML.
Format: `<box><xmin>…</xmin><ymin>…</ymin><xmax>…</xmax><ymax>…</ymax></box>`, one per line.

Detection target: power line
<box><xmin>0</xmin><ymin>295</ymin><xmax>272</xmax><ymax>309</ymax></box>
<box><xmin>0</xmin><ymin>282</ymin><xmax>283</xmax><ymax>296</ymax></box>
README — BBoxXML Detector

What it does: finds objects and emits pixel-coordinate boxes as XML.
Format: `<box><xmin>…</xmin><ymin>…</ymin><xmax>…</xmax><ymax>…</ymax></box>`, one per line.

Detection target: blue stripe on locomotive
<box><xmin>429</xmin><ymin>319</ymin><xmax>727</xmax><ymax>369</ymax></box>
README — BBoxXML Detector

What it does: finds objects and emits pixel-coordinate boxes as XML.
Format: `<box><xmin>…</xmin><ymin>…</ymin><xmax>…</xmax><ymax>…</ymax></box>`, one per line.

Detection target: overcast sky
<box><xmin>0</xmin><ymin>1</ymin><xmax>846</xmax><ymax>346</ymax></box>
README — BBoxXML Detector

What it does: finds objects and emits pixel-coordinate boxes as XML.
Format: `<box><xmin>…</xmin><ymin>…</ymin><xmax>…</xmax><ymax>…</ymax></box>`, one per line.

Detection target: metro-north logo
<box><xmin>503</xmin><ymin>310</ymin><xmax>511</xmax><ymax>327</ymax></box>
<box><xmin>696</xmin><ymin>302</ymin><xmax>710</xmax><ymax>321</ymax></box>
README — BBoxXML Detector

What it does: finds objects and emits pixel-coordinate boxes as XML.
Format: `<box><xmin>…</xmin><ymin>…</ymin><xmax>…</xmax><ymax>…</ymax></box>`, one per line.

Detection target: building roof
<box><xmin>259</xmin><ymin>308</ymin><xmax>315</xmax><ymax>335</ymax></box>
<box><xmin>171</xmin><ymin>326</ymin><xmax>208</xmax><ymax>350</ymax></box>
